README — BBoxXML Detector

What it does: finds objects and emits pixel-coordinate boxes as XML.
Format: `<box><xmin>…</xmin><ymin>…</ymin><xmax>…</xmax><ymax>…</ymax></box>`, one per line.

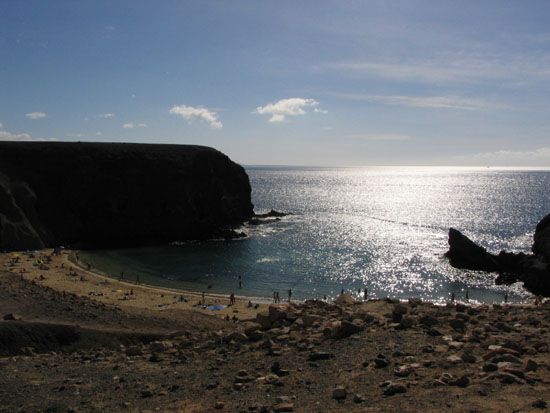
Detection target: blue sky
<box><xmin>1</xmin><ymin>1</ymin><xmax>550</xmax><ymax>166</ymax></box>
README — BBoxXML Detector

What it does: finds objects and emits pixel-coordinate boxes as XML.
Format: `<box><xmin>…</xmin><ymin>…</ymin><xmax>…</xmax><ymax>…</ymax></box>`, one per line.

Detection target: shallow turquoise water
<box><xmin>81</xmin><ymin>166</ymin><xmax>550</xmax><ymax>304</ymax></box>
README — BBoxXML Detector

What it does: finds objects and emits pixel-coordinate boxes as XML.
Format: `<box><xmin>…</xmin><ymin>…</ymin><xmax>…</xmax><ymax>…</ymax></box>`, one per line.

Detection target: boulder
<box><xmin>256</xmin><ymin>312</ymin><xmax>272</xmax><ymax>330</ymax></box>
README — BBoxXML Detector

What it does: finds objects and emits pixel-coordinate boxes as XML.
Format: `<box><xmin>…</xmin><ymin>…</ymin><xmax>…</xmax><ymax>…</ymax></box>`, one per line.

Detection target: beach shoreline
<box><xmin>1</xmin><ymin>249</ymin><xmax>269</xmax><ymax>323</ymax></box>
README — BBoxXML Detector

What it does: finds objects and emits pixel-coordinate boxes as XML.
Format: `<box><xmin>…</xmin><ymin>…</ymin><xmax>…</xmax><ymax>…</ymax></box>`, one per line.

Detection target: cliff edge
<box><xmin>0</xmin><ymin>142</ymin><xmax>253</xmax><ymax>251</ymax></box>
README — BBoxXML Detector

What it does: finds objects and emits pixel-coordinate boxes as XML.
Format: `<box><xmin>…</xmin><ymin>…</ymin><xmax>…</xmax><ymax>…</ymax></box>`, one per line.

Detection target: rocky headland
<box><xmin>0</xmin><ymin>142</ymin><xmax>254</xmax><ymax>251</ymax></box>
<box><xmin>446</xmin><ymin>213</ymin><xmax>550</xmax><ymax>297</ymax></box>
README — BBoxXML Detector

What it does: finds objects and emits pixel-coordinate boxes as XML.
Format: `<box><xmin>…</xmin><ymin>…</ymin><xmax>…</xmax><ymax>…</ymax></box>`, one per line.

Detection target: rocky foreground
<box><xmin>1</xmin><ymin>265</ymin><xmax>549</xmax><ymax>413</ymax></box>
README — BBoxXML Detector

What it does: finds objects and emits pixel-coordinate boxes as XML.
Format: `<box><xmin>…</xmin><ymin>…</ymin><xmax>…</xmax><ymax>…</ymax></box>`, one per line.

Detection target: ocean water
<box><xmin>81</xmin><ymin>166</ymin><xmax>550</xmax><ymax>304</ymax></box>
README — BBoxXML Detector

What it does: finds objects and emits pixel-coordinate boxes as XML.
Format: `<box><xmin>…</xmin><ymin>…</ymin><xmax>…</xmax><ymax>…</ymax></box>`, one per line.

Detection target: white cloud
<box><xmin>169</xmin><ymin>104</ymin><xmax>222</xmax><ymax>129</ymax></box>
<box><xmin>99</xmin><ymin>113</ymin><xmax>115</xmax><ymax>118</ymax></box>
<box><xmin>455</xmin><ymin>147</ymin><xmax>550</xmax><ymax>166</ymax></box>
<box><xmin>123</xmin><ymin>122</ymin><xmax>147</xmax><ymax>129</ymax></box>
<box><xmin>0</xmin><ymin>123</ymin><xmax>43</xmax><ymax>141</ymax></box>
<box><xmin>350</xmin><ymin>133</ymin><xmax>412</xmax><ymax>141</ymax></box>
<box><xmin>25</xmin><ymin>112</ymin><xmax>47</xmax><ymax>119</ymax></box>
<box><xmin>314</xmin><ymin>108</ymin><xmax>329</xmax><ymax>114</ymax></box>
<box><xmin>329</xmin><ymin>92</ymin><xmax>503</xmax><ymax>111</ymax></box>
<box><xmin>255</xmin><ymin>98</ymin><xmax>321</xmax><ymax>123</ymax></box>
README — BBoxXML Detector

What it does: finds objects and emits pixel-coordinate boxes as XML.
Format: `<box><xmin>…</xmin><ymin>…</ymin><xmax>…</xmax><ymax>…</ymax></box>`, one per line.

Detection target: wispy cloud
<box><xmin>327</xmin><ymin>55</ymin><xmax>550</xmax><ymax>84</ymax></box>
<box><xmin>455</xmin><ymin>147</ymin><xmax>550</xmax><ymax>166</ymax></box>
<box><xmin>330</xmin><ymin>92</ymin><xmax>504</xmax><ymax>111</ymax></box>
<box><xmin>349</xmin><ymin>133</ymin><xmax>412</xmax><ymax>141</ymax></box>
<box><xmin>255</xmin><ymin>98</ymin><xmax>322</xmax><ymax>123</ymax></box>
<box><xmin>99</xmin><ymin>113</ymin><xmax>115</xmax><ymax>119</ymax></box>
<box><xmin>169</xmin><ymin>104</ymin><xmax>222</xmax><ymax>129</ymax></box>
<box><xmin>122</xmin><ymin>122</ymin><xmax>147</xmax><ymax>129</ymax></box>
<box><xmin>25</xmin><ymin>111</ymin><xmax>47</xmax><ymax>119</ymax></box>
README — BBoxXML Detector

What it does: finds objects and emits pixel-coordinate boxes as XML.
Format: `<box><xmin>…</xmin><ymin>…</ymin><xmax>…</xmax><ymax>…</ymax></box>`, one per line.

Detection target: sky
<box><xmin>1</xmin><ymin>0</ymin><xmax>550</xmax><ymax>166</ymax></box>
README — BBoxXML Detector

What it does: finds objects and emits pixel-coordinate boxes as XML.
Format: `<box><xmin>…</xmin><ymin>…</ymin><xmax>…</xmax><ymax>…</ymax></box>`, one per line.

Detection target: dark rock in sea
<box><xmin>445</xmin><ymin>228</ymin><xmax>499</xmax><ymax>272</ymax></box>
<box><xmin>0</xmin><ymin>142</ymin><xmax>254</xmax><ymax>251</ymax></box>
<box><xmin>445</xmin><ymin>213</ymin><xmax>550</xmax><ymax>297</ymax></box>
<box><xmin>255</xmin><ymin>209</ymin><xmax>289</xmax><ymax>218</ymax></box>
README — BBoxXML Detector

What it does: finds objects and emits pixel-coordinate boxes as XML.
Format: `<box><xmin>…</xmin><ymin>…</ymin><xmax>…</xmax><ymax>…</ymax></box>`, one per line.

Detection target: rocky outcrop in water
<box><xmin>0</xmin><ymin>142</ymin><xmax>254</xmax><ymax>251</ymax></box>
<box><xmin>446</xmin><ymin>213</ymin><xmax>550</xmax><ymax>296</ymax></box>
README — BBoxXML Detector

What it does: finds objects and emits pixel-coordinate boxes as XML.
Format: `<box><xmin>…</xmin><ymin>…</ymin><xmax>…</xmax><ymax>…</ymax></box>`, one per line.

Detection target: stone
<box><xmin>256</xmin><ymin>312</ymin><xmax>272</xmax><ymax>330</ymax></box>
<box><xmin>497</xmin><ymin>372</ymin><xmax>523</xmax><ymax>384</ymax></box>
<box><xmin>215</xmin><ymin>402</ymin><xmax>225</xmax><ymax>410</ymax></box>
<box><xmin>460</xmin><ymin>352</ymin><xmax>477</xmax><ymax>363</ymax></box>
<box><xmin>449</xmin><ymin>375</ymin><xmax>470</xmax><ymax>387</ymax></box>
<box><xmin>269</xmin><ymin>305</ymin><xmax>289</xmax><ymax>323</ymax></box>
<box><xmin>2</xmin><ymin>313</ymin><xmax>22</xmax><ymax>321</ymax></box>
<box><xmin>141</xmin><ymin>389</ymin><xmax>153</xmax><ymax>398</ymax></box>
<box><xmin>226</xmin><ymin>332</ymin><xmax>248</xmax><ymax>342</ymax></box>
<box><xmin>397</xmin><ymin>317</ymin><xmax>414</xmax><ymax>329</ymax></box>
<box><xmin>339</xmin><ymin>320</ymin><xmax>364</xmax><ymax>337</ymax></box>
<box><xmin>383</xmin><ymin>383</ymin><xmax>407</xmax><ymax>396</ymax></box>
<box><xmin>332</xmin><ymin>386</ymin><xmax>347</xmax><ymax>400</ymax></box>
<box><xmin>525</xmin><ymin>359</ymin><xmax>539</xmax><ymax>372</ymax></box>
<box><xmin>427</xmin><ymin>328</ymin><xmax>442</xmax><ymax>336</ymax></box>
<box><xmin>353</xmin><ymin>394</ymin><xmax>365</xmax><ymax>403</ymax></box>
<box><xmin>125</xmin><ymin>346</ymin><xmax>143</xmax><ymax>357</ymax></box>
<box><xmin>308</xmin><ymin>351</ymin><xmax>334</xmax><ymax>361</ymax></box>
<box><xmin>532</xmin><ymin>399</ymin><xmax>547</xmax><ymax>409</ymax></box>
<box><xmin>419</xmin><ymin>314</ymin><xmax>438</xmax><ymax>327</ymax></box>
<box><xmin>149</xmin><ymin>341</ymin><xmax>172</xmax><ymax>353</ymax></box>
<box><xmin>148</xmin><ymin>353</ymin><xmax>162</xmax><ymax>363</ymax></box>
<box><xmin>273</xmin><ymin>403</ymin><xmax>294</xmax><ymax>412</ymax></box>
<box><xmin>394</xmin><ymin>365</ymin><xmax>414</xmax><ymax>377</ymax></box>
<box><xmin>446</xmin><ymin>355</ymin><xmax>462</xmax><ymax>364</ymax></box>
<box><xmin>374</xmin><ymin>355</ymin><xmax>389</xmax><ymax>368</ymax></box>
<box><xmin>449</xmin><ymin>319</ymin><xmax>466</xmax><ymax>333</ymax></box>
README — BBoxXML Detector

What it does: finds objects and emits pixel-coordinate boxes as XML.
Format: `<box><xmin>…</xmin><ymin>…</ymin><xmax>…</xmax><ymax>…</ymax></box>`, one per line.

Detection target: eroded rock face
<box><xmin>446</xmin><ymin>214</ymin><xmax>550</xmax><ymax>297</ymax></box>
<box><xmin>0</xmin><ymin>142</ymin><xmax>253</xmax><ymax>251</ymax></box>
<box><xmin>445</xmin><ymin>228</ymin><xmax>499</xmax><ymax>272</ymax></box>
<box><xmin>533</xmin><ymin>214</ymin><xmax>550</xmax><ymax>263</ymax></box>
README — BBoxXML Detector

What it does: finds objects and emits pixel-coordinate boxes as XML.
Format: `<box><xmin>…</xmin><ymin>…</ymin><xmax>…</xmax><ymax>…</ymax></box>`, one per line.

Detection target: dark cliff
<box><xmin>0</xmin><ymin>142</ymin><xmax>254</xmax><ymax>251</ymax></box>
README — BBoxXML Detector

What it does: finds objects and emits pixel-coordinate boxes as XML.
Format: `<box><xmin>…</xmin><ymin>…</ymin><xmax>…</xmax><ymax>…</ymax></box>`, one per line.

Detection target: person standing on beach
<box><xmin>273</xmin><ymin>291</ymin><xmax>277</xmax><ymax>303</ymax></box>
<box><xmin>229</xmin><ymin>292</ymin><xmax>235</xmax><ymax>306</ymax></box>
<box><xmin>288</xmin><ymin>288</ymin><xmax>292</xmax><ymax>303</ymax></box>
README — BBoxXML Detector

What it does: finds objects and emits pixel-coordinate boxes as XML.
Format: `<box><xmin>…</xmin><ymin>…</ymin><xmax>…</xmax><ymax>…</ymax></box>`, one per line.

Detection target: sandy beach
<box><xmin>1</xmin><ymin>249</ymin><xmax>268</xmax><ymax>323</ymax></box>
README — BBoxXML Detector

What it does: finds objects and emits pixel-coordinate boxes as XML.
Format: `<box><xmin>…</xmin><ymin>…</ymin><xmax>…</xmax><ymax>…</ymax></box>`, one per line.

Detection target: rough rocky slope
<box><xmin>0</xmin><ymin>142</ymin><xmax>253</xmax><ymax>251</ymax></box>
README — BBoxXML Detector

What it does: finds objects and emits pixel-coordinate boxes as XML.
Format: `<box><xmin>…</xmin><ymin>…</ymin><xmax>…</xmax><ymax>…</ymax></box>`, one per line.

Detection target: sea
<box><xmin>80</xmin><ymin>166</ymin><xmax>550</xmax><ymax>304</ymax></box>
